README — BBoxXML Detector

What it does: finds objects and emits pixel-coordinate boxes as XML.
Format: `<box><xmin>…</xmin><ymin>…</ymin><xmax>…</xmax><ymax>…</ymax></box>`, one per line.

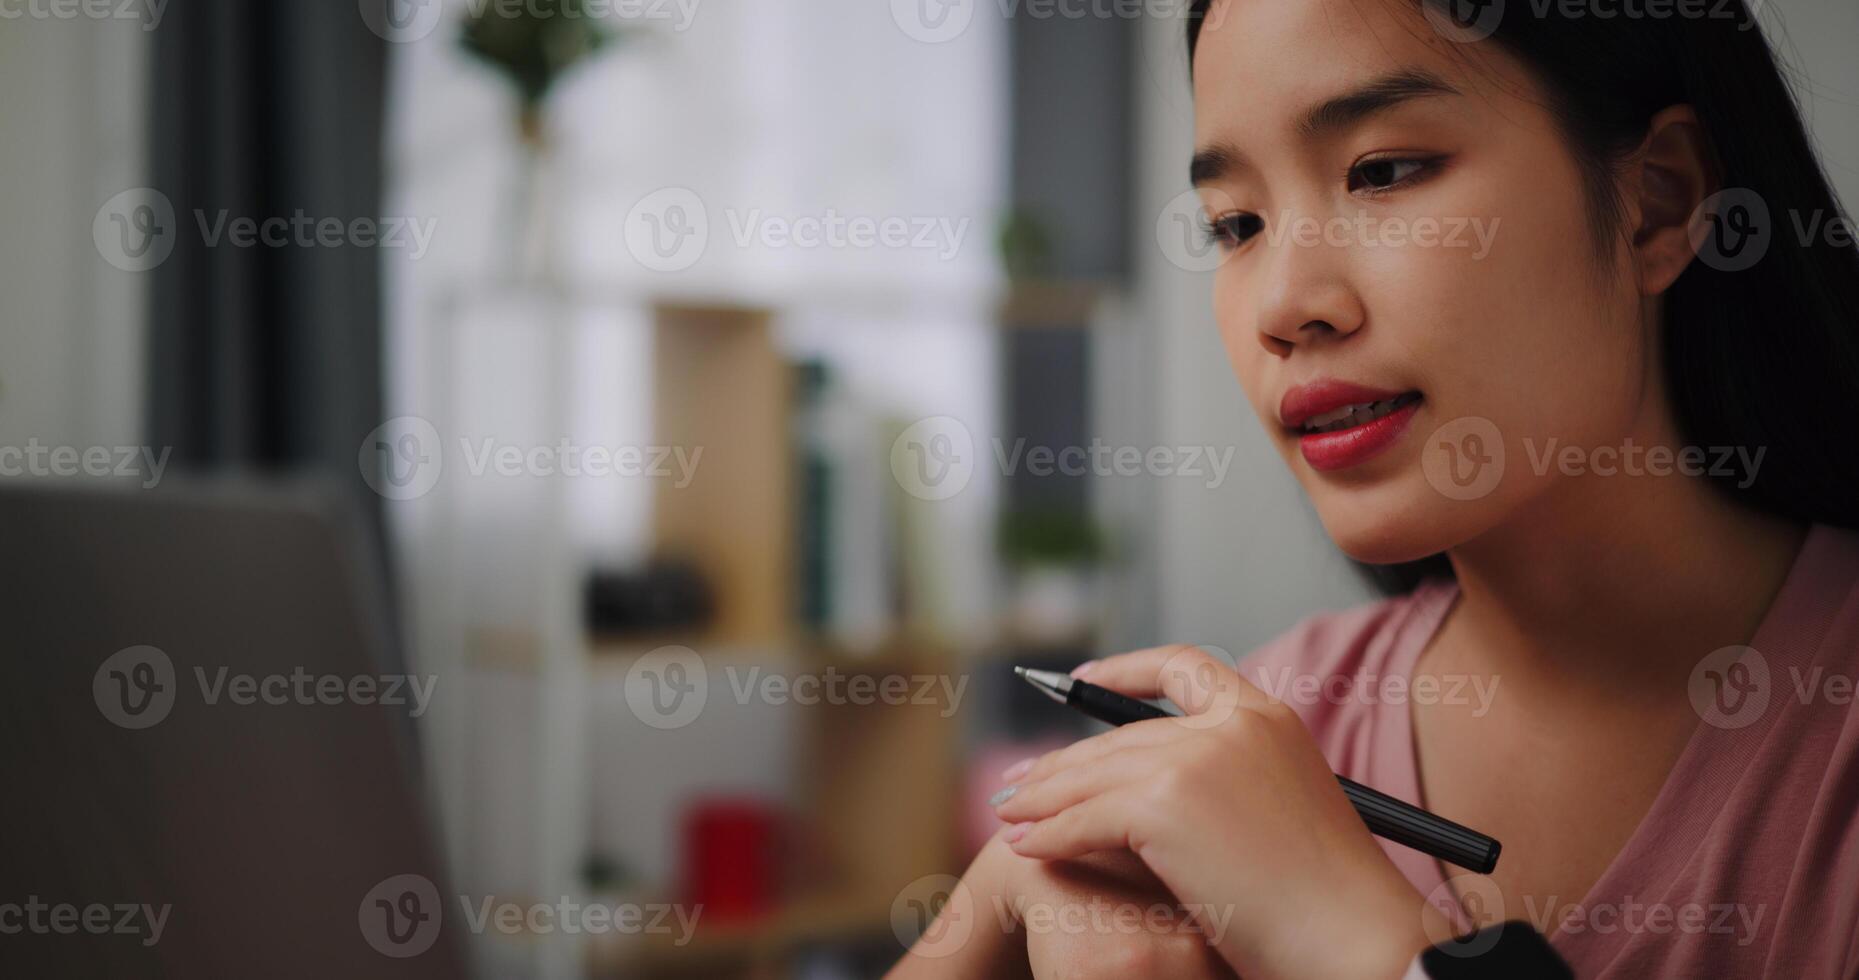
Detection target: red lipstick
<box><xmin>1279</xmin><ymin>380</ymin><xmax>1423</xmax><ymax>472</ymax></box>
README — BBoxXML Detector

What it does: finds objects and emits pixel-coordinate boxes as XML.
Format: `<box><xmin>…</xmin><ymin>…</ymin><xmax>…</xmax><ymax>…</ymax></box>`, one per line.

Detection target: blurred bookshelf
<box><xmin>568</xmin><ymin>300</ymin><xmax>971</xmax><ymax>980</ymax></box>
<box><xmin>412</xmin><ymin>271</ymin><xmax>1144</xmax><ymax>977</ymax></box>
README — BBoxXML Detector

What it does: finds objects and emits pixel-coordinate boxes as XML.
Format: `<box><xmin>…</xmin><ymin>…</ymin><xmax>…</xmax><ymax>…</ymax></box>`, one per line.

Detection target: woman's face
<box><xmin>1192</xmin><ymin>0</ymin><xmax>1655</xmax><ymax>564</ymax></box>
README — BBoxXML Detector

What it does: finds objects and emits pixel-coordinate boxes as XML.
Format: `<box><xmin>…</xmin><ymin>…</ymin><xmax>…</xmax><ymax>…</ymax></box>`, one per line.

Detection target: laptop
<box><xmin>0</xmin><ymin>480</ymin><xmax>466</xmax><ymax>978</ymax></box>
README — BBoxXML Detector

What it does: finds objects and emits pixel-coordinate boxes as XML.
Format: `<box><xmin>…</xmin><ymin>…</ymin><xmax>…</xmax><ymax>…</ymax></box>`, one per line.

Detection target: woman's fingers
<box><xmin>1004</xmin><ymin>786</ymin><xmax>1150</xmax><ymax>860</ymax></box>
<box><xmin>993</xmin><ymin>746</ymin><xmax>1153</xmax><ymax>824</ymax></box>
<box><xmin>1013</xmin><ymin>718</ymin><xmax>1184</xmax><ymax>786</ymax></box>
<box><xmin>1013</xmin><ymin>847</ymin><xmax>1238</xmax><ymax>980</ymax></box>
<box><xmin>1074</xmin><ymin>644</ymin><xmax>1271</xmax><ymax>720</ymax></box>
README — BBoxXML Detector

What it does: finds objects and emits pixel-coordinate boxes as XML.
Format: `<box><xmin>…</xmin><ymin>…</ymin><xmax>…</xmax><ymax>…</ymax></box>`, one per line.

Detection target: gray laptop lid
<box><xmin>0</xmin><ymin>481</ymin><xmax>465</xmax><ymax>979</ymax></box>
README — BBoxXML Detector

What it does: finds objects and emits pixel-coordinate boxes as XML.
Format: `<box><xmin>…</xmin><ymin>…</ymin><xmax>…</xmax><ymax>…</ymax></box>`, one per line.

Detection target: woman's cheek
<box><xmin>1441</xmin><ymin>206</ymin><xmax>1643</xmax><ymax>475</ymax></box>
<box><xmin>1211</xmin><ymin>269</ymin><xmax>1274</xmax><ymax>422</ymax></box>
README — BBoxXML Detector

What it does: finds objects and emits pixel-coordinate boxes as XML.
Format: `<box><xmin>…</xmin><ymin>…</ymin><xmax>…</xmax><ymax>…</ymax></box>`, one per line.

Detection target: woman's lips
<box><xmin>1279</xmin><ymin>380</ymin><xmax>1425</xmax><ymax>472</ymax></box>
<box><xmin>1297</xmin><ymin>399</ymin><xmax>1422</xmax><ymax>471</ymax></box>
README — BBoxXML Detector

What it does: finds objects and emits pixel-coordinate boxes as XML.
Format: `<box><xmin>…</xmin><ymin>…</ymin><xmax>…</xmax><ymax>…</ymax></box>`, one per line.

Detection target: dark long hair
<box><xmin>1187</xmin><ymin>0</ymin><xmax>1859</xmax><ymax>594</ymax></box>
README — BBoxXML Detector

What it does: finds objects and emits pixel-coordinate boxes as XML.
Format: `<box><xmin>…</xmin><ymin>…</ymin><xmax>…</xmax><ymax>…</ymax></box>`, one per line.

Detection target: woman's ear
<box><xmin>1628</xmin><ymin>103</ymin><xmax>1720</xmax><ymax>295</ymax></box>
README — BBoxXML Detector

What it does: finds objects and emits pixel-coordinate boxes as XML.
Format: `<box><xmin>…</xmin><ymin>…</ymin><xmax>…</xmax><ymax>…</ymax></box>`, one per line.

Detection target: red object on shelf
<box><xmin>682</xmin><ymin>797</ymin><xmax>782</xmax><ymax>923</ymax></box>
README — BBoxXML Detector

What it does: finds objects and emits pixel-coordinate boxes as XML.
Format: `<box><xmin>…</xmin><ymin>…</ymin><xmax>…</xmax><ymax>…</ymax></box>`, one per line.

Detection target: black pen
<box><xmin>1014</xmin><ymin>666</ymin><xmax>1502</xmax><ymax>875</ymax></box>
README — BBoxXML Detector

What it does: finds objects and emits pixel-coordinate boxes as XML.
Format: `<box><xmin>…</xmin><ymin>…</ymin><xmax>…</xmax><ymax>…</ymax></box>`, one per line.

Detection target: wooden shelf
<box><xmin>573</xmin><ymin>301</ymin><xmax>971</xmax><ymax>978</ymax></box>
<box><xmin>650</xmin><ymin>303</ymin><xmax>793</xmax><ymax>647</ymax></box>
<box><xmin>997</xmin><ymin>278</ymin><xmax>1109</xmax><ymax>328</ymax></box>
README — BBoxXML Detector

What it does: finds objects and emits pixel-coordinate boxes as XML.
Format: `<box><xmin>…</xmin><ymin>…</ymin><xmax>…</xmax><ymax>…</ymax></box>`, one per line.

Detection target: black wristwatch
<box><xmin>1406</xmin><ymin>920</ymin><xmax>1573</xmax><ymax>979</ymax></box>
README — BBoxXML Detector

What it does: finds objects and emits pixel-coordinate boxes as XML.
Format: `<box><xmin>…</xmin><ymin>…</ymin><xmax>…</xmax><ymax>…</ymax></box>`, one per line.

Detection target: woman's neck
<box><xmin>1439</xmin><ymin>454</ymin><xmax>1808</xmax><ymax>698</ymax></box>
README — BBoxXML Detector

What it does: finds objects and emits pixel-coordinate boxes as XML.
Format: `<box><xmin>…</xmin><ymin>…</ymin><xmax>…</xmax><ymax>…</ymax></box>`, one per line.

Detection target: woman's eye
<box><xmin>1347</xmin><ymin>157</ymin><xmax>1434</xmax><ymax>195</ymax></box>
<box><xmin>1201</xmin><ymin>212</ymin><xmax>1263</xmax><ymax>250</ymax></box>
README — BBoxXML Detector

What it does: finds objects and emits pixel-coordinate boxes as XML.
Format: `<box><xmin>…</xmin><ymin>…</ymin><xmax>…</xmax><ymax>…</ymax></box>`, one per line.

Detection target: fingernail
<box><xmin>1004</xmin><ymin>822</ymin><xmax>1031</xmax><ymax>843</ymax></box>
<box><xmin>987</xmin><ymin>785</ymin><xmax>1017</xmax><ymax>807</ymax></box>
<box><xmin>1000</xmin><ymin>757</ymin><xmax>1035</xmax><ymax>782</ymax></box>
<box><xmin>1070</xmin><ymin>661</ymin><xmax>1096</xmax><ymax>679</ymax></box>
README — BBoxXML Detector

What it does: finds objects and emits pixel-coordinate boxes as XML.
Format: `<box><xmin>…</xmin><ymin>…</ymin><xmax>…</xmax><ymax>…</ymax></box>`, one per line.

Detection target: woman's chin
<box><xmin>1330</xmin><ymin>531</ymin><xmax>1447</xmax><ymax>568</ymax></box>
<box><xmin>1306</xmin><ymin>483</ymin><xmax>1469</xmax><ymax>568</ymax></box>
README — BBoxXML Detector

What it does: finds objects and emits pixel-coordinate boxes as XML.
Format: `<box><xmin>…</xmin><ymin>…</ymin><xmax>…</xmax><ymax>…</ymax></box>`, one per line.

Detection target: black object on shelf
<box><xmin>584</xmin><ymin>559</ymin><xmax>715</xmax><ymax>636</ymax></box>
<box><xmin>792</xmin><ymin>359</ymin><xmax>834</xmax><ymax>632</ymax></box>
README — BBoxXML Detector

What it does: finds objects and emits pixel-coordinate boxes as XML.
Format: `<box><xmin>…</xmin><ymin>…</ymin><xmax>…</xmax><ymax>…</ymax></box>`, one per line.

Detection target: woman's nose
<box><xmin>1252</xmin><ymin>231</ymin><xmax>1365</xmax><ymax>358</ymax></box>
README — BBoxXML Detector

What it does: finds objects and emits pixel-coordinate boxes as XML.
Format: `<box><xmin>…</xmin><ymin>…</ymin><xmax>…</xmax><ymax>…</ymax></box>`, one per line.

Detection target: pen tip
<box><xmin>1012</xmin><ymin>665</ymin><xmax>1027</xmax><ymax>678</ymax></box>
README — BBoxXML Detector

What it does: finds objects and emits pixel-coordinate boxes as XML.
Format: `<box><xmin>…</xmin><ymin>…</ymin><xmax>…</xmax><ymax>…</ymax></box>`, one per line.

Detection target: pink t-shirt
<box><xmin>1235</xmin><ymin>522</ymin><xmax>1859</xmax><ymax>979</ymax></box>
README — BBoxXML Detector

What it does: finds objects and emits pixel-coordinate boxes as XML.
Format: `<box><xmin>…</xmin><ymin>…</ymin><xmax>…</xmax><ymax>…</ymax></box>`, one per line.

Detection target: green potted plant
<box><xmin>996</xmin><ymin>207</ymin><xmax>1054</xmax><ymax>282</ymax></box>
<box><xmin>459</xmin><ymin>0</ymin><xmax>632</xmax><ymax>279</ymax></box>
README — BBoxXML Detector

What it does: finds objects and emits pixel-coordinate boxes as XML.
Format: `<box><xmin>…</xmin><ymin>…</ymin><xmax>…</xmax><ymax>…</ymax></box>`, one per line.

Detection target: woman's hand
<box><xmin>885</xmin><ymin>825</ymin><xmax>1235</xmax><ymax>979</ymax></box>
<box><xmin>884</xmin><ymin>826</ymin><xmax>1033</xmax><ymax>979</ymax></box>
<box><xmin>1013</xmin><ymin>847</ymin><xmax>1237</xmax><ymax>980</ymax></box>
<box><xmin>990</xmin><ymin>644</ymin><xmax>1451</xmax><ymax>979</ymax></box>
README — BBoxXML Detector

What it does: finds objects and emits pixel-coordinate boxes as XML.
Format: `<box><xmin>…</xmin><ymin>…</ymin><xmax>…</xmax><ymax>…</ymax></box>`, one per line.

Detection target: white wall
<box><xmin>0</xmin><ymin>19</ymin><xmax>147</xmax><ymax>455</ymax></box>
<box><xmin>1765</xmin><ymin>0</ymin><xmax>1859</xmax><ymax>209</ymax></box>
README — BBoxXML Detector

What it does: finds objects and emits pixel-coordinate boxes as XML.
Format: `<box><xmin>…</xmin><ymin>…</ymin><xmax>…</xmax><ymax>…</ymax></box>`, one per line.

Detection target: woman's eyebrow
<box><xmin>1190</xmin><ymin>67</ymin><xmax>1462</xmax><ymax>186</ymax></box>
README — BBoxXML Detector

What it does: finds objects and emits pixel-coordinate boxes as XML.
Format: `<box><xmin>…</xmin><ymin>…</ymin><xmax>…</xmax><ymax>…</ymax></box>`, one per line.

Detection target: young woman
<box><xmin>891</xmin><ymin>0</ymin><xmax>1859</xmax><ymax>976</ymax></box>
